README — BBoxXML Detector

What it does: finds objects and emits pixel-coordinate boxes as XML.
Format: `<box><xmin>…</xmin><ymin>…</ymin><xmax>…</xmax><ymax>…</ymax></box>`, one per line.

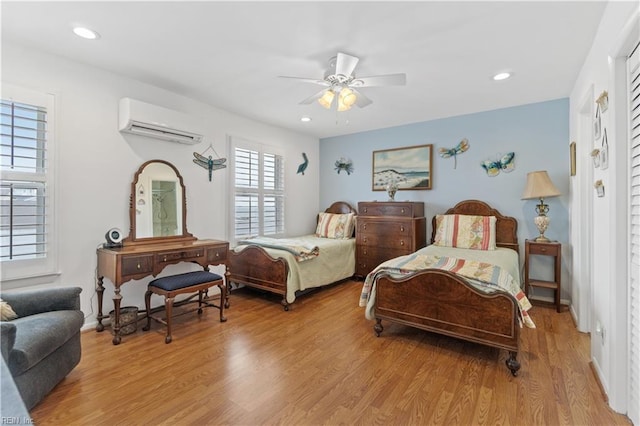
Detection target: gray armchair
<box><xmin>0</xmin><ymin>286</ymin><xmax>84</xmax><ymax>410</ymax></box>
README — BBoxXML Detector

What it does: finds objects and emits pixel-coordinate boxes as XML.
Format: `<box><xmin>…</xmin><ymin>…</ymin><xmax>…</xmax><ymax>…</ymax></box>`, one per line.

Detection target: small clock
<box><xmin>104</xmin><ymin>228</ymin><xmax>124</xmax><ymax>248</ymax></box>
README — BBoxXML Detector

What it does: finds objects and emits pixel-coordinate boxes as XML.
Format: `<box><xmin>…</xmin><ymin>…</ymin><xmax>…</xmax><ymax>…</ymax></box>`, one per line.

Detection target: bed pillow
<box><xmin>315</xmin><ymin>212</ymin><xmax>355</xmax><ymax>239</ymax></box>
<box><xmin>433</xmin><ymin>214</ymin><xmax>497</xmax><ymax>250</ymax></box>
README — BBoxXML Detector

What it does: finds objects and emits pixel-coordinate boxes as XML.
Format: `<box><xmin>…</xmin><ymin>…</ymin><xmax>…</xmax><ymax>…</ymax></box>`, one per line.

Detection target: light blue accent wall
<box><xmin>320</xmin><ymin>98</ymin><xmax>569</xmax><ymax>262</ymax></box>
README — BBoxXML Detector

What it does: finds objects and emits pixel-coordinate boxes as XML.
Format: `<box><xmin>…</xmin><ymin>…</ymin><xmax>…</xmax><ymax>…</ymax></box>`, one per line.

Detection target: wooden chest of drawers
<box><xmin>356</xmin><ymin>201</ymin><xmax>426</xmax><ymax>277</ymax></box>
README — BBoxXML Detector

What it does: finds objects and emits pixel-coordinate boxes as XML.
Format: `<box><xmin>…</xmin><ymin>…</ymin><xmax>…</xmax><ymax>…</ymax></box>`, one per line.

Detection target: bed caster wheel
<box><xmin>197</xmin><ymin>308</ymin><xmax>203</xmax><ymax>314</ymax></box>
<box><xmin>506</xmin><ymin>352</ymin><xmax>520</xmax><ymax>376</ymax></box>
<box><xmin>142</xmin><ymin>324</ymin><xmax>150</xmax><ymax>331</ymax></box>
<box><xmin>283</xmin><ymin>305</ymin><xmax>289</xmax><ymax>312</ymax></box>
<box><xmin>374</xmin><ymin>319</ymin><xmax>383</xmax><ymax>337</ymax></box>
<box><xmin>165</xmin><ymin>335</ymin><xmax>172</xmax><ymax>344</ymax></box>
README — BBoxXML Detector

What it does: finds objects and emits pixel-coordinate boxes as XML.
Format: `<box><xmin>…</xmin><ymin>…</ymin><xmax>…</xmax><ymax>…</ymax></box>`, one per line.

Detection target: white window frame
<box><xmin>228</xmin><ymin>135</ymin><xmax>285</xmax><ymax>245</ymax></box>
<box><xmin>1</xmin><ymin>83</ymin><xmax>58</xmax><ymax>283</ymax></box>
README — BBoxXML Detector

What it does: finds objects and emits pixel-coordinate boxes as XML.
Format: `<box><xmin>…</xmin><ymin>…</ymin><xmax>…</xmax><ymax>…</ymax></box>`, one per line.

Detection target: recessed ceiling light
<box><xmin>493</xmin><ymin>72</ymin><xmax>511</xmax><ymax>81</ymax></box>
<box><xmin>301</xmin><ymin>116</ymin><xmax>312</xmax><ymax>122</ymax></box>
<box><xmin>73</xmin><ymin>27</ymin><xmax>100</xmax><ymax>40</ymax></box>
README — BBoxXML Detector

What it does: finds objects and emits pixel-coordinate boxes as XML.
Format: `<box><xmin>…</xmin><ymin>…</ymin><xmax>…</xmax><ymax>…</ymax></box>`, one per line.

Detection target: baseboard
<box><xmin>589</xmin><ymin>360</ymin><xmax>610</xmax><ymax>403</ymax></box>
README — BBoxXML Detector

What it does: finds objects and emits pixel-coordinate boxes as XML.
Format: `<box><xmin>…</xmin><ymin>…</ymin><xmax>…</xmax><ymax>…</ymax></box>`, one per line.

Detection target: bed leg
<box><xmin>374</xmin><ymin>319</ymin><xmax>383</xmax><ymax>337</ymax></box>
<box><xmin>281</xmin><ymin>298</ymin><xmax>289</xmax><ymax>311</ymax></box>
<box><xmin>506</xmin><ymin>351</ymin><xmax>520</xmax><ymax>376</ymax></box>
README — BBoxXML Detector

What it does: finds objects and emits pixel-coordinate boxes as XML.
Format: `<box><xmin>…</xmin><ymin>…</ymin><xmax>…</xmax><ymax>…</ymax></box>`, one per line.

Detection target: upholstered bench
<box><xmin>143</xmin><ymin>271</ymin><xmax>226</xmax><ymax>343</ymax></box>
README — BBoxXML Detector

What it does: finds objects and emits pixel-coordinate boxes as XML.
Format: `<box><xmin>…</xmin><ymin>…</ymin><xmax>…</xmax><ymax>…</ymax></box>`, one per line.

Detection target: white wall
<box><xmin>1</xmin><ymin>42</ymin><xmax>320</xmax><ymax>328</ymax></box>
<box><xmin>569</xmin><ymin>0</ymin><xmax>639</xmax><ymax>414</ymax></box>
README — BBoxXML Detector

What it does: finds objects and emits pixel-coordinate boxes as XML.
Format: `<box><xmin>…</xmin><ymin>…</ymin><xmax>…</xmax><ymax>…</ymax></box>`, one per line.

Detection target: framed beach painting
<box><xmin>372</xmin><ymin>144</ymin><xmax>433</xmax><ymax>191</ymax></box>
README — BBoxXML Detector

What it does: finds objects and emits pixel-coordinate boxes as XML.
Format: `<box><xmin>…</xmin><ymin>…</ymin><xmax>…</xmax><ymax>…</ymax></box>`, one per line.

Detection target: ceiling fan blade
<box><xmin>351</xmin><ymin>89</ymin><xmax>373</xmax><ymax>108</ymax></box>
<box><xmin>335</xmin><ymin>52</ymin><xmax>359</xmax><ymax>78</ymax></box>
<box><xmin>299</xmin><ymin>89</ymin><xmax>328</xmax><ymax>105</ymax></box>
<box><xmin>351</xmin><ymin>73</ymin><xmax>407</xmax><ymax>87</ymax></box>
<box><xmin>279</xmin><ymin>76</ymin><xmax>330</xmax><ymax>86</ymax></box>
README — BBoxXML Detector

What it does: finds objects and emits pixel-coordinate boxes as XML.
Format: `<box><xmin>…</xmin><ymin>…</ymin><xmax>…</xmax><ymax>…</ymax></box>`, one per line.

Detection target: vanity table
<box><xmin>96</xmin><ymin>160</ymin><xmax>229</xmax><ymax>345</ymax></box>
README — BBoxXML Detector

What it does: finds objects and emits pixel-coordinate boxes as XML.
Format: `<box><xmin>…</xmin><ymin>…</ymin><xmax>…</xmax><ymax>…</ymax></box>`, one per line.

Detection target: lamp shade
<box><xmin>318</xmin><ymin>90</ymin><xmax>335</xmax><ymax>109</ymax></box>
<box><xmin>521</xmin><ymin>171</ymin><xmax>561</xmax><ymax>200</ymax></box>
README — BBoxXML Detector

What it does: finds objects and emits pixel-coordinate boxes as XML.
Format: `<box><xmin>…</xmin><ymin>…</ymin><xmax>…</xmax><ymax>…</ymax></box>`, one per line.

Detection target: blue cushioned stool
<box><xmin>143</xmin><ymin>271</ymin><xmax>226</xmax><ymax>343</ymax></box>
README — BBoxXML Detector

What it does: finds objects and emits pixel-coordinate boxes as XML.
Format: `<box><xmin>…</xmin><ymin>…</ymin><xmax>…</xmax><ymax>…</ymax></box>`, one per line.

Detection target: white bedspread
<box><xmin>234</xmin><ymin>235</ymin><xmax>355</xmax><ymax>303</ymax></box>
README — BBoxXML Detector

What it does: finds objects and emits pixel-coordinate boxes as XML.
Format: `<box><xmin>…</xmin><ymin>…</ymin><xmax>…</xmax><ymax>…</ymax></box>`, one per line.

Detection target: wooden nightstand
<box><xmin>524</xmin><ymin>239</ymin><xmax>562</xmax><ymax>312</ymax></box>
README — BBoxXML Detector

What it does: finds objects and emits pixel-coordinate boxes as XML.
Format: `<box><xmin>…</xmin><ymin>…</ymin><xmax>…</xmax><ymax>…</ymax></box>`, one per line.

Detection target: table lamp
<box><xmin>521</xmin><ymin>170</ymin><xmax>561</xmax><ymax>242</ymax></box>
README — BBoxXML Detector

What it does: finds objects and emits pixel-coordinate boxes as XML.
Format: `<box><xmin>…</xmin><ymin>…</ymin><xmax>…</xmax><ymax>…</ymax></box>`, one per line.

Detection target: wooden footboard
<box><xmin>227</xmin><ymin>245</ymin><xmax>290</xmax><ymax>310</ymax></box>
<box><xmin>373</xmin><ymin>269</ymin><xmax>521</xmax><ymax>376</ymax></box>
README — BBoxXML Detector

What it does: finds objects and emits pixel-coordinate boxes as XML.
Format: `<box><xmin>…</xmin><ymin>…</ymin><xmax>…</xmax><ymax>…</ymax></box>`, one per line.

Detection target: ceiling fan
<box><xmin>279</xmin><ymin>52</ymin><xmax>406</xmax><ymax>112</ymax></box>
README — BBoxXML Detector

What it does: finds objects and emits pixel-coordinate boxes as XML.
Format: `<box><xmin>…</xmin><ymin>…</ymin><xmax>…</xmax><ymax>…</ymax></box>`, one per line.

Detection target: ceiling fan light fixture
<box><xmin>340</xmin><ymin>88</ymin><xmax>357</xmax><ymax>108</ymax></box>
<box><xmin>337</xmin><ymin>100</ymin><xmax>352</xmax><ymax>112</ymax></box>
<box><xmin>318</xmin><ymin>90</ymin><xmax>335</xmax><ymax>109</ymax></box>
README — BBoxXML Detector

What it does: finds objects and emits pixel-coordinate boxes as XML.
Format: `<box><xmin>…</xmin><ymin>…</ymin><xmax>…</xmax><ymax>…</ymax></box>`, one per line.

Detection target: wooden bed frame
<box><xmin>227</xmin><ymin>201</ymin><xmax>357</xmax><ymax>311</ymax></box>
<box><xmin>372</xmin><ymin>200</ymin><xmax>523</xmax><ymax>376</ymax></box>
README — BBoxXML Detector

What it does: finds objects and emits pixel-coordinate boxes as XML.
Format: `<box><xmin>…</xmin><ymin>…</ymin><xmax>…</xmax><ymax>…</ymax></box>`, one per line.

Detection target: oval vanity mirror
<box><xmin>124</xmin><ymin>160</ymin><xmax>194</xmax><ymax>244</ymax></box>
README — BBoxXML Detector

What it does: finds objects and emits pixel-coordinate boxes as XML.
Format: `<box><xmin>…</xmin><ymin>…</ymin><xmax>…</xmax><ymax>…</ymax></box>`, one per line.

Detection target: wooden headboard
<box><xmin>318</xmin><ymin>201</ymin><xmax>358</xmax><ymax>237</ymax></box>
<box><xmin>430</xmin><ymin>199</ymin><xmax>519</xmax><ymax>253</ymax></box>
<box><xmin>324</xmin><ymin>201</ymin><xmax>358</xmax><ymax>215</ymax></box>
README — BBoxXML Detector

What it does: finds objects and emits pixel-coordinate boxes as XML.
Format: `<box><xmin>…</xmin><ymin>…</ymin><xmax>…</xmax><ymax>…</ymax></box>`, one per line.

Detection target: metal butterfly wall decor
<box><xmin>481</xmin><ymin>152</ymin><xmax>515</xmax><ymax>177</ymax></box>
<box><xmin>193</xmin><ymin>144</ymin><xmax>226</xmax><ymax>181</ymax></box>
<box><xmin>334</xmin><ymin>157</ymin><xmax>354</xmax><ymax>175</ymax></box>
<box><xmin>439</xmin><ymin>138</ymin><xmax>469</xmax><ymax>169</ymax></box>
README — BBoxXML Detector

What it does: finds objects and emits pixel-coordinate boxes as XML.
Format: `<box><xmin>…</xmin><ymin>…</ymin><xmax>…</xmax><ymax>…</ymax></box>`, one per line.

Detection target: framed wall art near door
<box><xmin>372</xmin><ymin>144</ymin><xmax>433</xmax><ymax>191</ymax></box>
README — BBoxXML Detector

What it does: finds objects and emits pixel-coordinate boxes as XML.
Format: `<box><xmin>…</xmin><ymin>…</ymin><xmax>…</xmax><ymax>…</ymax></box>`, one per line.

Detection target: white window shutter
<box><xmin>628</xmin><ymin>39</ymin><xmax>640</xmax><ymax>426</ymax></box>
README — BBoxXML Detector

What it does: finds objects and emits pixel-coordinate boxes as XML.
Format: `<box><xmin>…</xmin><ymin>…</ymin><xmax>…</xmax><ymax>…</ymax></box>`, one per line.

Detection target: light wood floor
<box><xmin>31</xmin><ymin>280</ymin><xmax>630</xmax><ymax>426</ymax></box>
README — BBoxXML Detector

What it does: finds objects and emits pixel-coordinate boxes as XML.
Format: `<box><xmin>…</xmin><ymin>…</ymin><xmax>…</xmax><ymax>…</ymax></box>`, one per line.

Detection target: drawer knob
<box><xmin>401</xmin><ymin>208</ymin><xmax>405</xmax><ymax>213</ymax></box>
<box><xmin>196</xmin><ymin>253</ymin><xmax>200</xmax><ymax>257</ymax></box>
<box><xmin>137</xmin><ymin>263</ymin><xmax>141</xmax><ymax>269</ymax></box>
<box><xmin>400</xmin><ymin>241</ymin><xmax>405</xmax><ymax>246</ymax></box>
<box><xmin>215</xmin><ymin>252</ymin><xmax>220</xmax><ymax>257</ymax></box>
<box><xmin>540</xmin><ymin>248</ymin><xmax>547</xmax><ymax>252</ymax></box>
<box><xmin>400</xmin><ymin>226</ymin><xmax>405</xmax><ymax>232</ymax></box>
<box><xmin>363</xmin><ymin>224</ymin><xmax>367</xmax><ymax>230</ymax></box>
<box><xmin>163</xmin><ymin>256</ymin><xmax>167</xmax><ymax>262</ymax></box>
<box><xmin>363</xmin><ymin>237</ymin><xmax>367</xmax><ymax>243</ymax></box>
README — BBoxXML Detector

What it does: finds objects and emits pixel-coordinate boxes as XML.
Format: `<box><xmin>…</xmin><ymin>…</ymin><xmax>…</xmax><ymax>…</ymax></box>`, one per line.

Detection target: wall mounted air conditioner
<box><xmin>118</xmin><ymin>97</ymin><xmax>204</xmax><ymax>144</ymax></box>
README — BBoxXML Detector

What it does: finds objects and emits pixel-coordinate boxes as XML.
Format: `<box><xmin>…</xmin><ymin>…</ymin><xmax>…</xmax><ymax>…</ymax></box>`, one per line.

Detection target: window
<box><xmin>230</xmin><ymin>136</ymin><xmax>284</xmax><ymax>243</ymax></box>
<box><xmin>0</xmin><ymin>84</ymin><xmax>57</xmax><ymax>281</ymax></box>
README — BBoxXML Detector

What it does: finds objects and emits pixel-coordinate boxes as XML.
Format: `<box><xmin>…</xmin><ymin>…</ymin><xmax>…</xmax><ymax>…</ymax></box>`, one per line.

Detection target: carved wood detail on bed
<box><xmin>227</xmin><ymin>201</ymin><xmax>357</xmax><ymax>311</ymax></box>
<box><xmin>374</xmin><ymin>199</ymin><xmax>522</xmax><ymax>376</ymax></box>
<box><xmin>430</xmin><ymin>199</ymin><xmax>519</xmax><ymax>254</ymax></box>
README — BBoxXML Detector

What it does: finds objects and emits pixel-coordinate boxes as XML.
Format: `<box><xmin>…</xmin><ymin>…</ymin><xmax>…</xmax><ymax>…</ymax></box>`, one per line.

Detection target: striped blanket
<box><xmin>237</xmin><ymin>237</ymin><xmax>319</xmax><ymax>262</ymax></box>
<box><xmin>359</xmin><ymin>253</ymin><xmax>535</xmax><ymax>328</ymax></box>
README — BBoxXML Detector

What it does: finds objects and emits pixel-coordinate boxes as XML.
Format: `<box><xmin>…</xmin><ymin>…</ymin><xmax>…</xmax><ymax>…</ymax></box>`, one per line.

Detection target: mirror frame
<box><xmin>123</xmin><ymin>159</ymin><xmax>195</xmax><ymax>246</ymax></box>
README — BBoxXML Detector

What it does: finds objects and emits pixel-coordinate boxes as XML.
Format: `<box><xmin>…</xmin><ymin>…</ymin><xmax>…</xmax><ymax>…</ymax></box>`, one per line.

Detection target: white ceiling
<box><xmin>1</xmin><ymin>1</ymin><xmax>608</xmax><ymax>139</ymax></box>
